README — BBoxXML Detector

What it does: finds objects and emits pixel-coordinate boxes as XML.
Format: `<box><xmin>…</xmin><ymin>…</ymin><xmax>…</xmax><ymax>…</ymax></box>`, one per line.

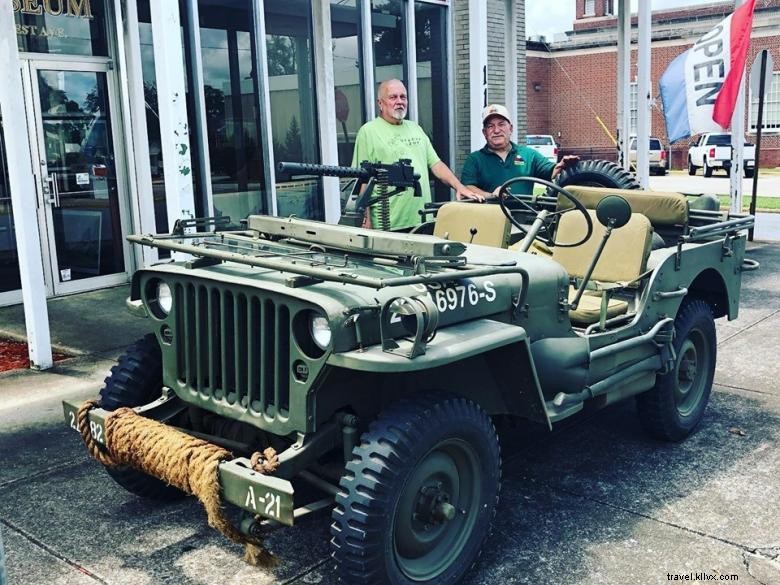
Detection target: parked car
<box><xmin>687</xmin><ymin>132</ymin><xmax>755</xmax><ymax>178</ymax></box>
<box><xmin>525</xmin><ymin>134</ymin><xmax>558</xmax><ymax>164</ymax></box>
<box><xmin>628</xmin><ymin>136</ymin><xmax>667</xmax><ymax>175</ymax></box>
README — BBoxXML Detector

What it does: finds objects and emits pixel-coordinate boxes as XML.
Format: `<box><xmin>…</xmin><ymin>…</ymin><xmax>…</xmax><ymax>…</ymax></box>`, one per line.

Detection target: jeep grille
<box><xmin>173</xmin><ymin>283</ymin><xmax>291</xmax><ymax>419</ymax></box>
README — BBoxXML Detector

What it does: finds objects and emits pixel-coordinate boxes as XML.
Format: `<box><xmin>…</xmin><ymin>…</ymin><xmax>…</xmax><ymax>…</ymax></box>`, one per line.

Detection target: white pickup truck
<box><xmin>525</xmin><ymin>134</ymin><xmax>558</xmax><ymax>164</ymax></box>
<box><xmin>687</xmin><ymin>133</ymin><xmax>755</xmax><ymax>178</ymax></box>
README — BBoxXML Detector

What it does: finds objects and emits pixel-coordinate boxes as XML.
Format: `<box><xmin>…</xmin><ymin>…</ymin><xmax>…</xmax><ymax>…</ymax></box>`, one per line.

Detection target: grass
<box><xmin>530</xmin><ymin>186</ymin><xmax>780</xmax><ymax>212</ymax></box>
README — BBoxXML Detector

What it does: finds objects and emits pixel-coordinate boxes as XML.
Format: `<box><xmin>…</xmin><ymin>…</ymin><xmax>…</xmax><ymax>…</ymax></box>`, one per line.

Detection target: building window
<box><xmin>372</xmin><ymin>0</ymin><xmax>407</xmax><ymax>86</ymax></box>
<box><xmin>265</xmin><ymin>0</ymin><xmax>323</xmax><ymax>220</ymax></box>
<box><xmin>630</xmin><ymin>81</ymin><xmax>637</xmax><ymax>134</ymax></box>
<box><xmin>14</xmin><ymin>0</ymin><xmax>109</xmax><ymax>57</ymax></box>
<box><xmin>198</xmin><ymin>0</ymin><xmax>266</xmax><ymax>223</ymax></box>
<box><xmin>750</xmin><ymin>71</ymin><xmax>780</xmax><ymax>133</ymax></box>
<box><xmin>0</xmin><ymin>116</ymin><xmax>22</xmax><ymax>295</ymax></box>
<box><xmin>604</xmin><ymin>0</ymin><xmax>614</xmax><ymax>16</ymax></box>
<box><xmin>415</xmin><ymin>0</ymin><xmax>449</xmax><ymax>201</ymax></box>
<box><xmin>330</xmin><ymin>0</ymin><xmax>365</xmax><ymax>167</ymax></box>
<box><xmin>584</xmin><ymin>0</ymin><xmax>596</xmax><ymax>16</ymax></box>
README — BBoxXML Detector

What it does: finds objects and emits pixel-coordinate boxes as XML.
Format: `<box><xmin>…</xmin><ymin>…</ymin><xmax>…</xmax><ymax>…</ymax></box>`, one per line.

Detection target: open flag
<box><xmin>659</xmin><ymin>0</ymin><xmax>756</xmax><ymax>143</ymax></box>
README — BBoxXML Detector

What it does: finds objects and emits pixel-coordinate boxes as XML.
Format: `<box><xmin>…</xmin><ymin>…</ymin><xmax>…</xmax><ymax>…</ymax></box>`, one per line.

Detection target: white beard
<box><xmin>390</xmin><ymin>107</ymin><xmax>407</xmax><ymax>121</ymax></box>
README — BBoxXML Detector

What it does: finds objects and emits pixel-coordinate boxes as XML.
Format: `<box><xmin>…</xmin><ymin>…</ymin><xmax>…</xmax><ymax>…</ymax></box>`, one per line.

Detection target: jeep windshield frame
<box><xmin>127</xmin><ymin>229</ymin><xmax>530</xmax><ymax>296</ymax></box>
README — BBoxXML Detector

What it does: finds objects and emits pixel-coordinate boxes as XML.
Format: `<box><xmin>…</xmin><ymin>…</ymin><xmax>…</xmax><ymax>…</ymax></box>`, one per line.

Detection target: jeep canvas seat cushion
<box><xmin>557</xmin><ymin>186</ymin><xmax>689</xmax><ymax>226</ymax></box>
<box><xmin>552</xmin><ymin>210</ymin><xmax>654</xmax><ymax>325</ymax></box>
<box><xmin>433</xmin><ymin>202</ymin><xmax>511</xmax><ymax>248</ymax></box>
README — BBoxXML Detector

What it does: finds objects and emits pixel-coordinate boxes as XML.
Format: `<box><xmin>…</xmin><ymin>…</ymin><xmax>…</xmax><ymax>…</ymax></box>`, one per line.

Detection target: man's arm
<box><xmin>550</xmin><ymin>155</ymin><xmax>580</xmax><ymax>180</ymax></box>
<box><xmin>430</xmin><ymin>161</ymin><xmax>484</xmax><ymax>202</ymax></box>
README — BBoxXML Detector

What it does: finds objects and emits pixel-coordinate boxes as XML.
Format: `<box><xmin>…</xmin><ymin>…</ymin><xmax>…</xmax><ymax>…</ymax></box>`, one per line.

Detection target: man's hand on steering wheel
<box><xmin>496</xmin><ymin>176</ymin><xmax>593</xmax><ymax>248</ymax></box>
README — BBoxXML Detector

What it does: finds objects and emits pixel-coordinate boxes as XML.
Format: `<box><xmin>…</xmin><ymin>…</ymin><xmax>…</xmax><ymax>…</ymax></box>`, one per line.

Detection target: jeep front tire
<box><xmin>331</xmin><ymin>394</ymin><xmax>501</xmax><ymax>584</ymax></box>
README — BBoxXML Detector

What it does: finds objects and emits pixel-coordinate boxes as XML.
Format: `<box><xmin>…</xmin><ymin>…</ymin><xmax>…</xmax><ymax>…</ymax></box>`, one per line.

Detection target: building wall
<box><xmin>528</xmin><ymin>3</ymin><xmax>780</xmax><ymax>169</ymax></box>
<box><xmin>453</xmin><ymin>0</ymin><xmax>471</xmax><ymax>173</ymax></box>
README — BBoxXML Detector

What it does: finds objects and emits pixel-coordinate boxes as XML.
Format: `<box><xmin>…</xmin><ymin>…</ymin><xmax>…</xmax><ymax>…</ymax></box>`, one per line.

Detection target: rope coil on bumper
<box><xmin>76</xmin><ymin>400</ymin><xmax>278</xmax><ymax>567</ymax></box>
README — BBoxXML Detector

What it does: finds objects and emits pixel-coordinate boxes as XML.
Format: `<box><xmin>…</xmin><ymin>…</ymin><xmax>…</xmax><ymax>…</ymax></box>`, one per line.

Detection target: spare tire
<box><xmin>555</xmin><ymin>159</ymin><xmax>641</xmax><ymax>190</ymax></box>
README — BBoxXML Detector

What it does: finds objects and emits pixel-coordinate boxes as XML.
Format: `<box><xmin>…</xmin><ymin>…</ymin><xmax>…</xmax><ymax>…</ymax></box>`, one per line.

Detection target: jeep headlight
<box><xmin>147</xmin><ymin>279</ymin><xmax>173</xmax><ymax>318</ymax></box>
<box><xmin>309</xmin><ymin>313</ymin><xmax>332</xmax><ymax>349</ymax></box>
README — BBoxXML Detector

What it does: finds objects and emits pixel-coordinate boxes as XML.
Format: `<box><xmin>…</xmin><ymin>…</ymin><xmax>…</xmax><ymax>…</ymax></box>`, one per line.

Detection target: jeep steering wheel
<box><xmin>497</xmin><ymin>176</ymin><xmax>593</xmax><ymax>248</ymax></box>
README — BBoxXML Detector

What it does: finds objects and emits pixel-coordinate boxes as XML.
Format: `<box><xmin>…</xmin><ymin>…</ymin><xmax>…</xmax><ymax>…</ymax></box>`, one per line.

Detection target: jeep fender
<box><xmin>327</xmin><ymin>319</ymin><xmax>551</xmax><ymax>428</ymax></box>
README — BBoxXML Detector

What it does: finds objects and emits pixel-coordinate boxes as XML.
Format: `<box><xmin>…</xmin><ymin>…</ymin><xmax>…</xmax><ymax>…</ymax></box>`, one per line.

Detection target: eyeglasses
<box><xmin>484</xmin><ymin>120</ymin><xmax>510</xmax><ymax>130</ymax></box>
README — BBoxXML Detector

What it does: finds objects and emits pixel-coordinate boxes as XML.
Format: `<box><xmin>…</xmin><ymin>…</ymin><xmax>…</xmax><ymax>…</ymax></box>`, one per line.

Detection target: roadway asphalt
<box><xmin>1</xmin><ymin>238</ymin><xmax>779</xmax><ymax>584</ymax></box>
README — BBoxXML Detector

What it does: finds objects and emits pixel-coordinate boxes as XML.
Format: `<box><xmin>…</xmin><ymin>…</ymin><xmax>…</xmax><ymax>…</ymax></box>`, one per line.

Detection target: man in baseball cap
<box><xmin>461</xmin><ymin>104</ymin><xmax>579</xmax><ymax>197</ymax></box>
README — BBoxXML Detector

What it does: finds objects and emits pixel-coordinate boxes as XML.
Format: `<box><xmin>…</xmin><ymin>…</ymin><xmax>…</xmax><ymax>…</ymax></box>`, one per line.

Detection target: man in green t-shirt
<box><xmin>461</xmin><ymin>104</ymin><xmax>579</xmax><ymax>198</ymax></box>
<box><xmin>352</xmin><ymin>79</ymin><xmax>481</xmax><ymax>230</ymax></box>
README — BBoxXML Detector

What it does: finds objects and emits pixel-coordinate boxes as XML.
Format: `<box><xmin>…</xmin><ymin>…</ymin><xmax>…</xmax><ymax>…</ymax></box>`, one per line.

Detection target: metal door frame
<box><xmin>22</xmin><ymin>57</ymin><xmax>132</xmax><ymax>297</ymax></box>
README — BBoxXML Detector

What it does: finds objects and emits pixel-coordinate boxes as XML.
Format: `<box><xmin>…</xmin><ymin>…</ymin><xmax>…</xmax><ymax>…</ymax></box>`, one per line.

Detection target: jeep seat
<box><xmin>433</xmin><ymin>202</ymin><xmax>511</xmax><ymax>248</ymax></box>
<box><xmin>552</xmin><ymin>210</ymin><xmax>654</xmax><ymax>326</ymax></box>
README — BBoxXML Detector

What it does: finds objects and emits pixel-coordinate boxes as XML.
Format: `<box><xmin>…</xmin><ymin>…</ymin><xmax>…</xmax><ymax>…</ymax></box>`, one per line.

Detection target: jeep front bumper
<box><xmin>63</xmin><ymin>400</ymin><xmax>296</xmax><ymax>525</ymax></box>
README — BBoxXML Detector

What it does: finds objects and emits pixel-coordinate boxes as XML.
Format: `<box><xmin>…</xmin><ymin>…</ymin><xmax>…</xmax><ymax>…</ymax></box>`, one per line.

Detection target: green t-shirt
<box><xmin>461</xmin><ymin>143</ymin><xmax>555</xmax><ymax>194</ymax></box>
<box><xmin>351</xmin><ymin>117</ymin><xmax>440</xmax><ymax>230</ymax></box>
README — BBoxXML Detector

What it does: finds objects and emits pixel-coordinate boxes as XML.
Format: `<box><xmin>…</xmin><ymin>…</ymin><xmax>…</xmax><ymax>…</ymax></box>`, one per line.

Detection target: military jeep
<box><xmin>64</xmin><ymin>160</ymin><xmax>757</xmax><ymax>584</ymax></box>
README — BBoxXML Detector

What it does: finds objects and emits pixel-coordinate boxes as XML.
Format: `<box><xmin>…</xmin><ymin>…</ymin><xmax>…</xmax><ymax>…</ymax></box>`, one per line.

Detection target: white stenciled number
<box><xmin>68</xmin><ymin>411</ymin><xmax>77</xmax><ymax>431</ymax></box>
<box><xmin>435</xmin><ymin>289</ymin><xmax>448</xmax><ymax>312</ymax></box>
<box><xmin>89</xmin><ymin>421</ymin><xmax>104</xmax><ymax>444</ymax></box>
<box><xmin>446</xmin><ymin>287</ymin><xmax>458</xmax><ymax>310</ymax></box>
<box><xmin>468</xmin><ymin>283</ymin><xmax>479</xmax><ymax>305</ymax></box>
<box><xmin>264</xmin><ymin>492</ymin><xmax>281</xmax><ymax>518</ymax></box>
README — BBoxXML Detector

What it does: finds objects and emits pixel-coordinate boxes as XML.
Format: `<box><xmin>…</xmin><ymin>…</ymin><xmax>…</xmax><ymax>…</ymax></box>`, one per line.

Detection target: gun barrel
<box><xmin>277</xmin><ymin>161</ymin><xmax>369</xmax><ymax>179</ymax></box>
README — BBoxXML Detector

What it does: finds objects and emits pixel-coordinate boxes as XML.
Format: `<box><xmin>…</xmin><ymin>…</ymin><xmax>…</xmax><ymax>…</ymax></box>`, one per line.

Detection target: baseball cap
<box><xmin>482</xmin><ymin>104</ymin><xmax>511</xmax><ymax>125</ymax></box>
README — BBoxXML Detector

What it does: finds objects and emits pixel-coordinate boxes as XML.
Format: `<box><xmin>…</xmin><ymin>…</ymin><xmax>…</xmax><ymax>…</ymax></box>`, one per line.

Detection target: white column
<box><xmin>361</xmin><ymin>0</ymin><xmax>376</xmax><ymax>120</ymax></box>
<box><xmin>616</xmin><ymin>0</ymin><xmax>631</xmax><ymax>171</ymax></box>
<box><xmin>405</xmin><ymin>0</ymin><xmax>419</xmax><ymax>123</ymax></box>
<box><xmin>186</xmin><ymin>0</ymin><xmax>214</xmax><ymax>218</ymax></box>
<box><xmin>468</xmin><ymin>0</ymin><xmax>487</xmax><ymax>151</ymax></box>
<box><xmin>252</xmin><ymin>0</ymin><xmax>277</xmax><ymax>216</ymax></box>
<box><xmin>150</xmin><ymin>0</ymin><xmax>196</xmax><ymax>227</ymax></box>
<box><xmin>505</xmin><ymin>0</ymin><xmax>518</xmax><ymax>142</ymax></box>
<box><xmin>636</xmin><ymin>0</ymin><xmax>651</xmax><ymax>189</ymax></box>
<box><xmin>313</xmin><ymin>0</ymin><xmax>341</xmax><ymax>223</ymax></box>
<box><xmin>0</xmin><ymin>2</ymin><xmax>52</xmax><ymax>369</ymax></box>
<box><xmin>730</xmin><ymin>0</ymin><xmax>746</xmax><ymax>215</ymax></box>
<box><xmin>118</xmin><ymin>0</ymin><xmax>158</xmax><ymax>266</ymax></box>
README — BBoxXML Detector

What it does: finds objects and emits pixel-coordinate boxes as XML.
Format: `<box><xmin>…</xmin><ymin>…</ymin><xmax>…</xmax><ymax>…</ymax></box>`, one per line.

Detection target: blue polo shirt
<box><xmin>461</xmin><ymin>143</ymin><xmax>555</xmax><ymax>194</ymax></box>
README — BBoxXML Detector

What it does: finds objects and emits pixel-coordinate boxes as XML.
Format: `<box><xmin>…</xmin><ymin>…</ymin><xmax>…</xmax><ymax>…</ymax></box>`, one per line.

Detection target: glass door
<box><xmin>25</xmin><ymin>61</ymin><xmax>130</xmax><ymax>295</ymax></box>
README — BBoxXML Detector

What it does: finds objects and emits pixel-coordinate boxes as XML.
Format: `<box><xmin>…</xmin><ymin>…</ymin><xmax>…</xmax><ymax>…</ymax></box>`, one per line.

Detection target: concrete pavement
<box><xmin>0</xmin><ymin>244</ymin><xmax>779</xmax><ymax>584</ymax></box>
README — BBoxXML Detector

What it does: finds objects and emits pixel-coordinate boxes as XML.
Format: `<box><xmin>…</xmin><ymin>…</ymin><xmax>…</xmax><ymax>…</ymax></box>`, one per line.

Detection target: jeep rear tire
<box><xmin>555</xmin><ymin>159</ymin><xmax>641</xmax><ymax>191</ymax></box>
<box><xmin>636</xmin><ymin>300</ymin><xmax>716</xmax><ymax>441</ymax></box>
<box><xmin>331</xmin><ymin>394</ymin><xmax>501</xmax><ymax>584</ymax></box>
<box><xmin>688</xmin><ymin>157</ymin><xmax>697</xmax><ymax>176</ymax></box>
<box><xmin>99</xmin><ymin>334</ymin><xmax>185</xmax><ymax>501</ymax></box>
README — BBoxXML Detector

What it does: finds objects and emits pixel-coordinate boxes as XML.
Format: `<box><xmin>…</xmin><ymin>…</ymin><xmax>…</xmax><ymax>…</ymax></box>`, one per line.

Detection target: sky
<box><xmin>526</xmin><ymin>0</ymin><xmax>723</xmax><ymax>42</ymax></box>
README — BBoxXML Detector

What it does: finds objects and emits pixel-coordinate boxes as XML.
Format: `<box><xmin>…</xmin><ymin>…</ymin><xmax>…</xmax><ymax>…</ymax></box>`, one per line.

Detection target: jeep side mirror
<box><xmin>595</xmin><ymin>195</ymin><xmax>631</xmax><ymax>229</ymax></box>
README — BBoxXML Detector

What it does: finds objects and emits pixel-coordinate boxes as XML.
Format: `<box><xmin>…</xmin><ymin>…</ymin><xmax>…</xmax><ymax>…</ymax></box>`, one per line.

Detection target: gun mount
<box><xmin>278</xmin><ymin>160</ymin><xmax>422</xmax><ymax>230</ymax></box>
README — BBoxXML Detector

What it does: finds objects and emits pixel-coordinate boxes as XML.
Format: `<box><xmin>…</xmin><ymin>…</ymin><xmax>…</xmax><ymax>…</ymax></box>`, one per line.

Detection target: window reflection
<box><xmin>266</xmin><ymin>0</ymin><xmax>323</xmax><ymax>220</ymax></box>
<box><xmin>15</xmin><ymin>0</ymin><xmax>108</xmax><ymax>57</ymax></box>
<box><xmin>0</xmin><ymin>116</ymin><xmax>22</xmax><ymax>294</ymax></box>
<box><xmin>415</xmin><ymin>1</ymin><xmax>449</xmax><ymax>201</ymax></box>
<box><xmin>330</xmin><ymin>0</ymin><xmax>364</xmax><ymax>167</ymax></box>
<box><xmin>372</xmin><ymin>0</ymin><xmax>406</xmax><ymax>86</ymax></box>
<box><xmin>199</xmin><ymin>0</ymin><xmax>266</xmax><ymax>224</ymax></box>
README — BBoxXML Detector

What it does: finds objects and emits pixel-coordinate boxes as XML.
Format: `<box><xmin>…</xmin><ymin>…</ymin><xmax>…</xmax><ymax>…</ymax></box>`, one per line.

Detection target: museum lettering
<box><xmin>11</xmin><ymin>0</ymin><xmax>93</xmax><ymax>19</ymax></box>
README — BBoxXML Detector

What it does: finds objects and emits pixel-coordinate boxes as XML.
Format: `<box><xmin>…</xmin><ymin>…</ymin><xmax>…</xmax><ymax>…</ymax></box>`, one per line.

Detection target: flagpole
<box><xmin>730</xmin><ymin>0</ymin><xmax>746</xmax><ymax>216</ymax></box>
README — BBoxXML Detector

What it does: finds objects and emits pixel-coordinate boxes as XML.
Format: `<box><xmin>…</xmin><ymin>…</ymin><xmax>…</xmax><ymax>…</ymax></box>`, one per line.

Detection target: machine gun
<box><xmin>277</xmin><ymin>160</ymin><xmax>422</xmax><ymax>231</ymax></box>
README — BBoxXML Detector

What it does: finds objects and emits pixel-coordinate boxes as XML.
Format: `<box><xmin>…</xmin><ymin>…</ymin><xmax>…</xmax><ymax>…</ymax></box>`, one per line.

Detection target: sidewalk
<box><xmin>0</xmin><ymin>244</ymin><xmax>779</xmax><ymax>584</ymax></box>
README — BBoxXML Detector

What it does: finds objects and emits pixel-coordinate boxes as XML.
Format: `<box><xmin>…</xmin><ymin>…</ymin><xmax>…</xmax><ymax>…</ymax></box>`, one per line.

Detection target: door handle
<box><xmin>46</xmin><ymin>173</ymin><xmax>60</xmax><ymax>207</ymax></box>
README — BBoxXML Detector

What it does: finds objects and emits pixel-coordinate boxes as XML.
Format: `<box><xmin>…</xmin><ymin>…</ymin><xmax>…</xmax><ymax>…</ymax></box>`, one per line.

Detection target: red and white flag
<box><xmin>659</xmin><ymin>0</ymin><xmax>757</xmax><ymax>142</ymax></box>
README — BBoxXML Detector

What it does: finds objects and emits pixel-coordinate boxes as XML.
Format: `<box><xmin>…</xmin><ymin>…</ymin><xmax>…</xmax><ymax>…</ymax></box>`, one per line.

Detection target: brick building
<box><xmin>526</xmin><ymin>0</ymin><xmax>780</xmax><ymax>169</ymax></box>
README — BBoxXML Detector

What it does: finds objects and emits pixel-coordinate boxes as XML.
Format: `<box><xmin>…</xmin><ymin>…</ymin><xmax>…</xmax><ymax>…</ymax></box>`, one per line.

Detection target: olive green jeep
<box><xmin>64</xmin><ymin>160</ymin><xmax>757</xmax><ymax>584</ymax></box>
